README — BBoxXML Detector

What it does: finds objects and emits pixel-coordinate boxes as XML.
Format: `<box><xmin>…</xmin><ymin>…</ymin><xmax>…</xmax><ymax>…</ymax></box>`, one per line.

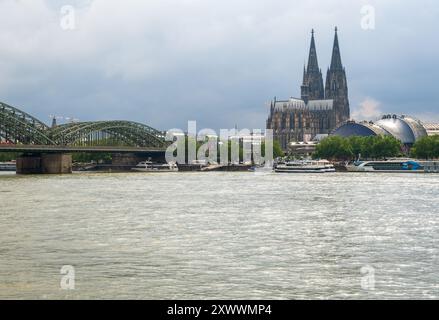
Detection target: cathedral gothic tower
<box><xmin>301</xmin><ymin>30</ymin><xmax>325</xmax><ymax>103</ymax></box>
<box><xmin>325</xmin><ymin>27</ymin><xmax>350</xmax><ymax>124</ymax></box>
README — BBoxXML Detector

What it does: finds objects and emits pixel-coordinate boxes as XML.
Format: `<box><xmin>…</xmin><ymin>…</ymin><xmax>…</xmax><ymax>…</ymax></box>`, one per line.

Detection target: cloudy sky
<box><xmin>0</xmin><ymin>0</ymin><xmax>438</xmax><ymax>131</ymax></box>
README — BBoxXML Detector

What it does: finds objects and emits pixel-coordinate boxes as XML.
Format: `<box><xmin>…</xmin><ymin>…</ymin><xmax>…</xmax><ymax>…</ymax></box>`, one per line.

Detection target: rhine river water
<box><xmin>0</xmin><ymin>171</ymin><xmax>438</xmax><ymax>299</ymax></box>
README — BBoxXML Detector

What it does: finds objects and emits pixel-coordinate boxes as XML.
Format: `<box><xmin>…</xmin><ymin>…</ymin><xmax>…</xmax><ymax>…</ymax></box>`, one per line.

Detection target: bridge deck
<box><xmin>0</xmin><ymin>145</ymin><xmax>166</xmax><ymax>153</ymax></box>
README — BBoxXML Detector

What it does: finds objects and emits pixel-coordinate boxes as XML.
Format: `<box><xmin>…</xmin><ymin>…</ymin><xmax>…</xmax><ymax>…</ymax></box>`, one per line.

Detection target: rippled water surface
<box><xmin>0</xmin><ymin>171</ymin><xmax>438</xmax><ymax>299</ymax></box>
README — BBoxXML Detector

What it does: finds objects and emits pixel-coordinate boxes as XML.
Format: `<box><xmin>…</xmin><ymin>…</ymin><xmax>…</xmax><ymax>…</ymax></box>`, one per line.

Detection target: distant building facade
<box><xmin>424</xmin><ymin>123</ymin><xmax>439</xmax><ymax>136</ymax></box>
<box><xmin>267</xmin><ymin>28</ymin><xmax>350</xmax><ymax>149</ymax></box>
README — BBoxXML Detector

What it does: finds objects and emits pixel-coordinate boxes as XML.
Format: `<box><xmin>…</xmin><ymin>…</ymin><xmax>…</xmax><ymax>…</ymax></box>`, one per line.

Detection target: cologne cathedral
<box><xmin>267</xmin><ymin>28</ymin><xmax>350</xmax><ymax>149</ymax></box>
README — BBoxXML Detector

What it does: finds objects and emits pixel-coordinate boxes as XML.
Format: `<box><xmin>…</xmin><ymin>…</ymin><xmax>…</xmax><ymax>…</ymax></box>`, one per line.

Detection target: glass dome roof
<box><xmin>376</xmin><ymin>115</ymin><xmax>425</xmax><ymax>144</ymax></box>
<box><xmin>333</xmin><ymin>121</ymin><xmax>388</xmax><ymax>138</ymax></box>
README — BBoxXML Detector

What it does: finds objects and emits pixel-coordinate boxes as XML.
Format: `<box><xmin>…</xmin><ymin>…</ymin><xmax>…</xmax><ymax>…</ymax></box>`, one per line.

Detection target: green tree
<box><xmin>262</xmin><ymin>140</ymin><xmax>284</xmax><ymax>159</ymax></box>
<box><xmin>313</xmin><ymin>136</ymin><xmax>353</xmax><ymax>160</ymax></box>
<box><xmin>0</xmin><ymin>152</ymin><xmax>19</xmax><ymax>162</ymax></box>
<box><xmin>273</xmin><ymin>140</ymin><xmax>284</xmax><ymax>158</ymax></box>
<box><xmin>314</xmin><ymin>135</ymin><xmax>403</xmax><ymax>161</ymax></box>
<box><xmin>369</xmin><ymin>136</ymin><xmax>402</xmax><ymax>159</ymax></box>
<box><xmin>72</xmin><ymin>153</ymin><xmax>112</xmax><ymax>163</ymax></box>
<box><xmin>347</xmin><ymin>136</ymin><xmax>366</xmax><ymax>159</ymax></box>
<box><xmin>411</xmin><ymin>136</ymin><xmax>439</xmax><ymax>159</ymax></box>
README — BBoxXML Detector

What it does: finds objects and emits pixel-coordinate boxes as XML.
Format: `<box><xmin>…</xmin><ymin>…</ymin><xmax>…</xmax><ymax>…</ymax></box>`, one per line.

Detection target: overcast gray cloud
<box><xmin>0</xmin><ymin>0</ymin><xmax>438</xmax><ymax>131</ymax></box>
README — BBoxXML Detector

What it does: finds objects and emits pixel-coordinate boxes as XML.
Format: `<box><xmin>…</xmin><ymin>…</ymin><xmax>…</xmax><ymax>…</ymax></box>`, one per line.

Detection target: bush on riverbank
<box><xmin>72</xmin><ymin>153</ymin><xmax>112</xmax><ymax>163</ymax></box>
<box><xmin>313</xmin><ymin>135</ymin><xmax>403</xmax><ymax>161</ymax></box>
<box><xmin>0</xmin><ymin>152</ymin><xmax>18</xmax><ymax>162</ymax></box>
<box><xmin>410</xmin><ymin>136</ymin><xmax>439</xmax><ymax>159</ymax></box>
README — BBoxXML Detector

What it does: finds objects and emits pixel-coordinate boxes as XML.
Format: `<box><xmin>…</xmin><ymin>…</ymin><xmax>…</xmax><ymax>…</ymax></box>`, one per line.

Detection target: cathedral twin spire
<box><xmin>307</xmin><ymin>29</ymin><xmax>320</xmax><ymax>74</ymax></box>
<box><xmin>301</xmin><ymin>29</ymin><xmax>325</xmax><ymax>102</ymax></box>
<box><xmin>330</xmin><ymin>27</ymin><xmax>343</xmax><ymax>71</ymax></box>
<box><xmin>301</xmin><ymin>27</ymin><xmax>345</xmax><ymax>102</ymax></box>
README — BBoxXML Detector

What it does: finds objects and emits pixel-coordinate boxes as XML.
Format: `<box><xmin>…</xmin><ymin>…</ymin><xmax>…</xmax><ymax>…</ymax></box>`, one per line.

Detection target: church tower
<box><xmin>301</xmin><ymin>30</ymin><xmax>325</xmax><ymax>103</ymax></box>
<box><xmin>325</xmin><ymin>27</ymin><xmax>350</xmax><ymax>124</ymax></box>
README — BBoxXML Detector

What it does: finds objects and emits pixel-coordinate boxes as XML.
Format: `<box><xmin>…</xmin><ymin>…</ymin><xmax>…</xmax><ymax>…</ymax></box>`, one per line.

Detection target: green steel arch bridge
<box><xmin>0</xmin><ymin>101</ymin><xmax>167</xmax><ymax>152</ymax></box>
<box><xmin>0</xmin><ymin>101</ymin><xmax>168</xmax><ymax>173</ymax></box>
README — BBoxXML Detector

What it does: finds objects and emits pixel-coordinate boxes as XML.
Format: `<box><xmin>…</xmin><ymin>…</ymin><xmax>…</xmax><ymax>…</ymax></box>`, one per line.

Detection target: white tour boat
<box><xmin>0</xmin><ymin>161</ymin><xmax>16</xmax><ymax>172</ymax></box>
<box><xmin>346</xmin><ymin>159</ymin><xmax>424</xmax><ymax>173</ymax></box>
<box><xmin>132</xmin><ymin>161</ymin><xmax>178</xmax><ymax>173</ymax></box>
<box><xmin>275</xmin><ymin>160</ymin><xmax>336</xmax><ymax>173</ymax></box>
<box><xmin>346</xmin><ymin>159</ymin><xmax>439</xmax><ymax>173</ymax></box>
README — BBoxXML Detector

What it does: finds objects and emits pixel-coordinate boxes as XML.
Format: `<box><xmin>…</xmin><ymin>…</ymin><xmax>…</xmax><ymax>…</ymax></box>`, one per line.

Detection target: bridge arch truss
<box><xmin>0</xmin><ymin>102</ymin><xmax>56</xmax><ymax>145</ymax></box>
<box><xmin>49</xmin><ymin>121</ymin><xmax>167</xmax><ymax>148</ymax></box>
<box><xmin>1</xmin><ymin>101</ymin><xmax>167</xmax><ymax>149</ymax></box>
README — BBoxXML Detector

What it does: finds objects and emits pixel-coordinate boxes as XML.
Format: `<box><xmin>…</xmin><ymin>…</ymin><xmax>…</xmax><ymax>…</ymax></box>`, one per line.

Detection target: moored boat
<box><xmin>275</xmin><ymin>160</ymin><xmax>335</xmax><ymax>173</ymax></box>
<box><xmin>421</xmin><ymin>161</ymin><xmax>439</xmax><ymax>173</ymax></box>
<box><xmin>176</xmin><ymin>160</ymin><xmax>208</xmax><ymax>172</ymax></box>
<box><xmin>0</xmin><ymin>161</ymin><xmax>16</xmax><ymax>172</ymax></box>
<box><xmin>346</xmin><ymin>159</ymin><xmax>426</xmax><ymax>173</ymax></box>
<box><xmin>132</xmin><ymin>161</ymin><xmax>178</xmax><ymax>173</ymax></box>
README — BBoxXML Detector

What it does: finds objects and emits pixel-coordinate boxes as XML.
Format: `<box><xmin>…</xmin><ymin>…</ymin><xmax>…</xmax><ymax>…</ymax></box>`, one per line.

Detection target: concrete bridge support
<box><xmin>16</xmin><ymin>153</ymin><xmax>72</xmax><ymax>174</ymax></box>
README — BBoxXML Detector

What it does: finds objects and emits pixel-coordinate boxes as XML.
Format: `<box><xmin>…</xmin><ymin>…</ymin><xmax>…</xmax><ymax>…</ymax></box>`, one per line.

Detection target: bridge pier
<box><xmin>16</xmin><ymin>155</ymin><xmax>41</xmax><ymax>174</ymax></box>
<box><xmin>16</xmin><ymin>153</ymin><xmax>72</xmax><ymax>174</ymax></box>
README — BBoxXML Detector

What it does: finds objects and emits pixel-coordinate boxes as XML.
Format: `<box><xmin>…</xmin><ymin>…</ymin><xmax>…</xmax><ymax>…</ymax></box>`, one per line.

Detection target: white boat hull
<box><xmin>131</xmin><ymin>168</ymin><xmax>178</xmax><ymax>173</ymax></box>
<box><xmin>275</xmin><ymin>168</ymin><xmax>335</xmax><ymax>173</ymax></box>
<box><xmin>345</xmin><ymin>159</ymin><xmax>435</xmax><ymax>173</ymax></box>
<box><xmin>275</xmin><ymin>159</ymin><xmax>336</xmax><ymax>174</ymax></box>
<box><xmin>131</xmin><ymin>161</ymin><xmax>178</xmax><ymax>173</ymax></box>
